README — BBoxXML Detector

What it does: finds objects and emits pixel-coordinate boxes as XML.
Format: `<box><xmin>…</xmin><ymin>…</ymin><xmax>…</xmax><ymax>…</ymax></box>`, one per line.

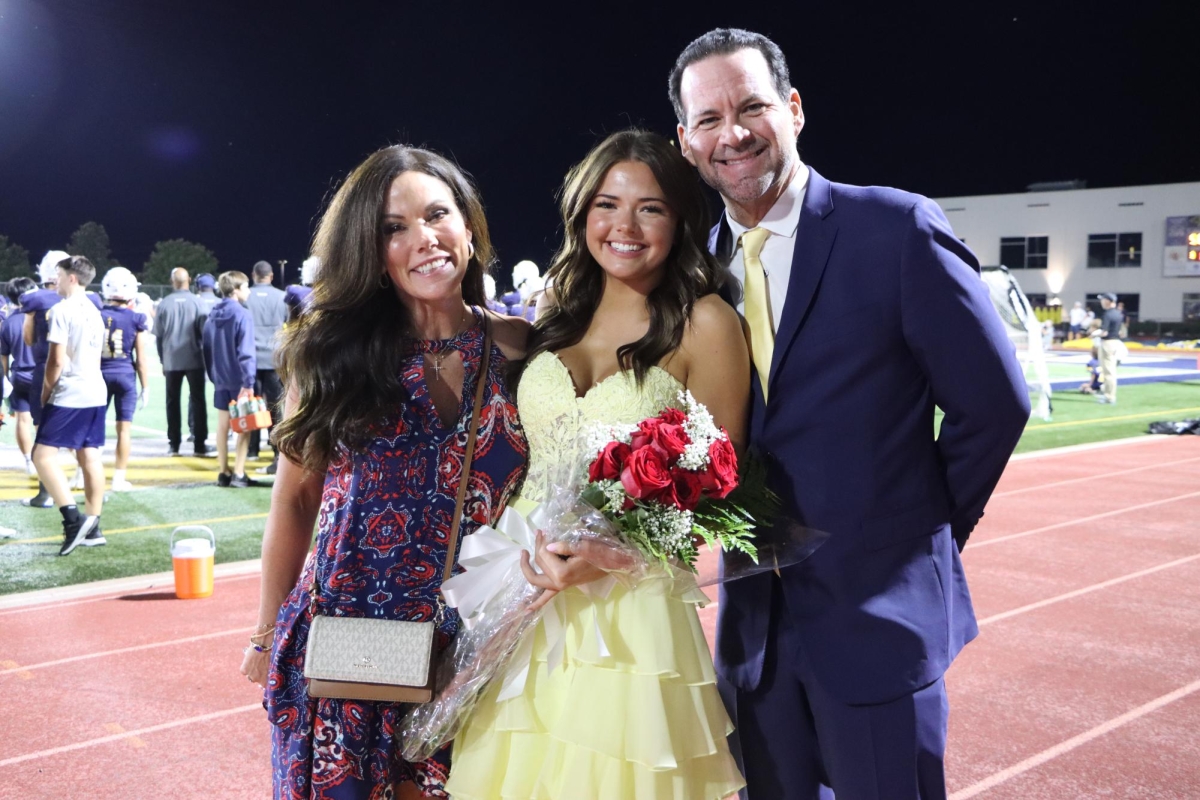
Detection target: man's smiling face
<box><xmin>677</xmin><ymin>48</ymin><xmax>804</xmax><ymax>218</ymax></box>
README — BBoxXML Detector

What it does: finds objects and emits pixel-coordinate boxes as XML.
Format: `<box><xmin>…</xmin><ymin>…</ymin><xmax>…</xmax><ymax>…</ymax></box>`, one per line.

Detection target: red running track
<box><xmin>1</xmin><ymin>436</ymin><xmax>1197</xmax><ymax>798</ymax></box>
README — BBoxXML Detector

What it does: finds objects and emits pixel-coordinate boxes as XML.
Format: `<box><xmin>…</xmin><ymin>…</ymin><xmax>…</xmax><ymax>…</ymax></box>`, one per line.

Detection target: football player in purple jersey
<box><xmin>99</xmin><ymin>267</ymin><xmax>151</xmax><ymax>491</ymax></box>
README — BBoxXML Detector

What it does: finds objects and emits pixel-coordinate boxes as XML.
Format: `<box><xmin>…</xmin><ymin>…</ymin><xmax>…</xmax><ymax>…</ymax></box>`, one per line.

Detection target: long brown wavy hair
<box><xmin>274</xmin><ymin>145</ymin><xmax>493</xmax><ymax>472</ymax></box>
<box><xmin>525</xmin><ymin>129</ymin><xmax>725</xmax><ymax>386</ymax></box>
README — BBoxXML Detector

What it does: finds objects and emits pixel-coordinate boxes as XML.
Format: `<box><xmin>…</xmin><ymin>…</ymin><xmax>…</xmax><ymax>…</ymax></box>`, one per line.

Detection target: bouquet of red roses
<box><xmin>580</xmin><ymin>390</ymin><xmax>763</xmax><ymax>571</ymax></box>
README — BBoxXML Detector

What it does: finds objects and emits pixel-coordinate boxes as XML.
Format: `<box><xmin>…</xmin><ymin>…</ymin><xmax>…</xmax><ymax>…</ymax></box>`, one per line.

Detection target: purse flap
<box><xmin>304</xmin><ymin>615</ymin><xmax>434</xmax><ymax>687</ymax></box>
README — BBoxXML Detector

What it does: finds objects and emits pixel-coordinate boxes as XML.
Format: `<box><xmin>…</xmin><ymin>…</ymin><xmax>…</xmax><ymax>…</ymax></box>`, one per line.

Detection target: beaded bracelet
<box><xmin>247</xmin><ymin>642</ymin><xmax>270</xmax><ymax>653</ymax></box>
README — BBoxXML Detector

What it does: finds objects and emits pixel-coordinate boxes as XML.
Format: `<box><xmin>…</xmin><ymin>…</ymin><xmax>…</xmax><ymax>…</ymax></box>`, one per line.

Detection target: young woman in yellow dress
<box><xmin>445</xmin><ymin>130</ymin><xmax>750</xmax><ymax>799</ymax></box>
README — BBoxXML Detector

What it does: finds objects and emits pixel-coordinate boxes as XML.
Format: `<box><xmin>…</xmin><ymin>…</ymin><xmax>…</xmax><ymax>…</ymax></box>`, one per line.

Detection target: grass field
<box><xmin>1</xmin><ymin>364</ymin><xmax>277</xmax><ymax>594</ymax></box>
<box><xmin>2</xmin><ymin>371</ymin><xmax>1199</xmax><ymax>596</ymax></box>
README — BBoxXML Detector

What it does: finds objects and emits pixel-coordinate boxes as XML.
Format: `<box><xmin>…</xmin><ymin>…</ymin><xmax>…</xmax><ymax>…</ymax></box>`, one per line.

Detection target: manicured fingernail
<box><xmin>546</xmin><ymin>543</ymin><xmax>561</xmax><ymax>553</ymax></box>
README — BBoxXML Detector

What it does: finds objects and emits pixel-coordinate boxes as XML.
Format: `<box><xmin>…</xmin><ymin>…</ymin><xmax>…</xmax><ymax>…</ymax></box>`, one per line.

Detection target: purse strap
<box><xmin>442</xmin><ymin>313</ymin><xmax>491</xmax><ymax>584</ymax></box>
<box><xmin>309</xmin><ymin>310</ymin><xmax>493</xmax><ymax>611</ymax></box>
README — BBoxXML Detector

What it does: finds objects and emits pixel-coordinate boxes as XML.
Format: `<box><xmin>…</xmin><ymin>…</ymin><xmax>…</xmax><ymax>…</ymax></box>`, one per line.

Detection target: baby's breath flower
<box><xmin>676</xmin><ymin>390</ymin><xmax>726</xmax><ymax>471</ymax></box>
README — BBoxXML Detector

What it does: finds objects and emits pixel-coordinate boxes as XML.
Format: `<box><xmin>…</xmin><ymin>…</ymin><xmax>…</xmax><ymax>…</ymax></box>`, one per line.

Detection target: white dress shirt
<box><xmin>726</xmin><ymin>163</ymin><xmax>810</xmax><ymax>333</ymax></box>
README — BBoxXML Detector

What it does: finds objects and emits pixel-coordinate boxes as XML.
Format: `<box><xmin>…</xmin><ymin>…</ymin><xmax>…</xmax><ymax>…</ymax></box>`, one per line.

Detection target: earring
<box><xmin>468</xmin><ymin>242</ymin><xmax>475</xmax><ymax>260</ymax></box>
<box><xmin>378</xmin><ymin>273</ymin><xmax>390</xmax><ymax>289</ymax></box>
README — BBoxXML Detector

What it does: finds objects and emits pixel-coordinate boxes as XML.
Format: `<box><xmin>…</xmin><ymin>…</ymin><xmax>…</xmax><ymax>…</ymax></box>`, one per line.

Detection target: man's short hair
<box><xmin>252</xmin><ymin>260</ymin><xmax>274</xmax><ymax>282</ymax></box>
<box><xmin>6</xmin><ymin>276</ymin><xmax>37</xmax><ymax>303</ymax></box>
<box><xmin>59</xmin><ymin>255</ymin><xmax>96</xmax><ymax>287</ymax></box>
<box><xmin>669</xmin><ymin>28</ymin><xmax>793</xmax><ymax>124</ymax></box>
<box><xmin>218</xmin><ymin>270</ymin><xmax>249</xmax><ymax>297</ymax></box>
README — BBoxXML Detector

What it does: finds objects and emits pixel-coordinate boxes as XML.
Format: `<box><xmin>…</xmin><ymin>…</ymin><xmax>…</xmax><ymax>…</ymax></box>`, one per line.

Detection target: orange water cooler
<box><xmin>170</xmin><ymin>526</ymin><xmax>215</xmax><ymax>599</ymax></box>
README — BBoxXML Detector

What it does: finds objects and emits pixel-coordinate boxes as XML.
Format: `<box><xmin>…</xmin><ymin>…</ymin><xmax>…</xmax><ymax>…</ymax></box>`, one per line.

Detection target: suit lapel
<box><xmin>710</xmin><ymin>217</ymin><xmax>738</xmax><ymax>306</ymax></box>
<box><xmin>768</xmin><ymin>168</ymin><xmax>837</xmax><ymax>395</ymax></box>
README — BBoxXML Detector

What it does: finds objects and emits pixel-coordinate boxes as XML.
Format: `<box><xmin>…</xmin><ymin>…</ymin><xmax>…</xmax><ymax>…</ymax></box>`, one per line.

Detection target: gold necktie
<box><xmin>740</xmin><ymin>226</ymin><xmax>773</xmax><ymax>400</ymax></box>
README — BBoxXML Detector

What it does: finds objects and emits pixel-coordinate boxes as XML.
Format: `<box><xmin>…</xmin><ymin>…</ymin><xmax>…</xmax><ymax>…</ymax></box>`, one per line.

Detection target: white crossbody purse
<box><xmin>303</xmin><ymin>319</ymin><xmax>492</xmax><ymax>703</ymax></box>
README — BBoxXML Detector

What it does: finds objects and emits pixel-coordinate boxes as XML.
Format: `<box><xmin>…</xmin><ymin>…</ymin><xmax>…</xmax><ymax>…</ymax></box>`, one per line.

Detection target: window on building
<box><xmin>1025</xmin><ymin>293</ymin><xmax>1047</xmax><ymax>307</ymax></box>
<box><xmin>1087</xmin><ymin>232</ymin><xmax>1142</xmax><ymax>268</ymax></box>
<box><xmin>1184</xmin><ymin>294</ymin><xmax>1200</xmax><ymax>322</ymax></box>
<box><xmin>1000</xmin><ymin>235</ymin><xmax>1049</xmax><ymax>269</ymax></box>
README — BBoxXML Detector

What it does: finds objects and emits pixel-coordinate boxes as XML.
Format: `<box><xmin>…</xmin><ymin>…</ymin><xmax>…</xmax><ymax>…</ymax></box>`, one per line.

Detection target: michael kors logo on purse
<box><xmin>353</xmin><ymin>656</ymin><xmax>380</xmax><ymax>670</ymax></box>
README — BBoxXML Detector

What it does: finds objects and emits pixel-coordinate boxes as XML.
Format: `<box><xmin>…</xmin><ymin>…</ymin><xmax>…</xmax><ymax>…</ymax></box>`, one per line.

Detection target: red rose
<box><xmin>620</xmin><ymin>445</ymin><xmax>673</xmax><ymax>501</ymax></box>
<box><xmin>589</xmin><ymin>441</ymin><xmax>631</xmax><ymax>483</ymax></box>
<box><xmin>650</xmin><ymin>423</ymin><xmax>689</xmax><ymax>462</ymax></box>
<box><xmin>629</xmin><ymin>422</ymin><xmax>654</xmax><ymax>451</ymax></box>
<box><xmin>658</xmin><ymin>408</ymin><xmax>686</xmax><ymax>426</ymax></box>
<box><xmin>672</xmin><ymin>468</ymin><xmax>704</xmax><ymax>511</ymax></box>
<box><xmin>705</xmin><ymin>437</ymin><xmax>739</xmax><ymax>498</ymax></box>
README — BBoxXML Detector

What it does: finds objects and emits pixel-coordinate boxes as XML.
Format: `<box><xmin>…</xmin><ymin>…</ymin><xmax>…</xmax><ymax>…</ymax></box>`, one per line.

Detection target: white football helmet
<box><xmin>101</xmin><ymin>266</ymin><xmax>139</xmax><ymax>302</ymax></box>
<box><xmin>37</xmin><ymin>250</ymin><xmax>71</xmax><ymax>284</ymax></box>
<box><xmin>300</xmin><ymin>256</ymin><xmax>321</xmax><ymax>286</ymax></box>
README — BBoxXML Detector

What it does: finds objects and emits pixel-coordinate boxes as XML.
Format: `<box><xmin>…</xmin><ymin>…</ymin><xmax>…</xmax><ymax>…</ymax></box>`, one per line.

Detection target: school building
<box><xmin>932</xmin><ymin>181</ymin><xmax>1200</xmax><ymax>323</ymax></box>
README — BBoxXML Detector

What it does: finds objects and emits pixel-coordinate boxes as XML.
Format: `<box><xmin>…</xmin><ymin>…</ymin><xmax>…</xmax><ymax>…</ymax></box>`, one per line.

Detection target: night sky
<box><xmin>2</xmin><ymin>1</ymin><xmax>1196</xmax><ymax>288</ymax></box>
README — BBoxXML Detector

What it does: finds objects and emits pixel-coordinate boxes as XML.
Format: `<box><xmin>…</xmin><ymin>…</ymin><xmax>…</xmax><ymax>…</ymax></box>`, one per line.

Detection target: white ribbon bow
<box><xmin>440</xmin><ymin>505</ymin><xmax>616</xmax><ymax>702</ymax></box>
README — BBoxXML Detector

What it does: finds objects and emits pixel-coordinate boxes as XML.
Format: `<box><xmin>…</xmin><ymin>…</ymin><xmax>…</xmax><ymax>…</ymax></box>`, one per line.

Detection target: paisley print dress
<box><xmin>267</xmin><ymin>310</ymin><xmax>527</xmax><ymax>799</ymax></box>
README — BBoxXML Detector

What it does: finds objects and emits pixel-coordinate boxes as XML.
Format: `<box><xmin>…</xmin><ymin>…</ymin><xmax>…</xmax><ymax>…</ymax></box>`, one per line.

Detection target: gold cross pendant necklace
<box><xmin>427</xmin><ymin>349</ymin><xmax>450</xmax><ymax>379</ymax></box>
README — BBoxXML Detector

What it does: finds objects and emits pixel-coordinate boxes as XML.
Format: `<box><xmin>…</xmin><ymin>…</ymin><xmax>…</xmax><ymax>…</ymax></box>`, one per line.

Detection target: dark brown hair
<box><xmin>668</xmin><ymin>28</ymin><xmax>793</xmax><ymax>124</ymax></box>
<box><xmin>525</xmin><ymin>130</ymin><xmax>723</xmax><ymax>386</ymax></box>
<box><xmin>273</xmin><ymin>145</ymin><xmax>493</xmax><ymax>471</ymax></box>
<box><xmin>59</xmin><ymin>255</ymin><xmax>96</xmax><ymax>286</ymax></box>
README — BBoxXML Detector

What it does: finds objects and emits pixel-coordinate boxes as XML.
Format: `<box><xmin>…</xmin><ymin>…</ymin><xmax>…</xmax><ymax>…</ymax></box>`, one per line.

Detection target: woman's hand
<box><xmin>519</xmin><ymin>532</ymin><xmax>610</xmax><ymax>613</ymax></box>
<box><xmin>240</xmin><ymin>644</ymin><xmax>270</xmax><ymax>688</ymax></box>
<box><xmin>237</xmin><ymin>386</ymin><xmax>254</xmax><ymax>401</ymax></box>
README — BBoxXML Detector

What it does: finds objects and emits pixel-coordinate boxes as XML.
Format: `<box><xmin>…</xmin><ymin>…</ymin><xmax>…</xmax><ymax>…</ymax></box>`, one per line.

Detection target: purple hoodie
<box><xmin>202</xmin><ymin>298</ymin><xmax>256</xmax><ymax>390</ymax></box>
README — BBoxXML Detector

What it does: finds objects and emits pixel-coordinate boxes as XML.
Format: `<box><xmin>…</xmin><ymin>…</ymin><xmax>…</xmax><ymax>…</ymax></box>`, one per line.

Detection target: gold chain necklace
<box><xmin>423</xmin><ymin>307</ymin><xmax>473</xmax><ymax>381</ymax></box>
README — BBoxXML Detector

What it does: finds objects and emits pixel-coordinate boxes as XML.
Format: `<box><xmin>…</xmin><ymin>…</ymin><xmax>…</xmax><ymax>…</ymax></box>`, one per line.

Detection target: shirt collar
<box><xmin>726</xmin><ymin>161</ymin><xmax>810</xmax><ymax>244</ymax></box>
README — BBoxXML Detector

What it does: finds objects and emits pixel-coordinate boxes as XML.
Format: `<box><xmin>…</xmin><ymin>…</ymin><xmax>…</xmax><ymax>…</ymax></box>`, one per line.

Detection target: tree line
<box><xmin>0</xmin><ymin>222</ymin><xmax>219</xmax><ymax>285</ymax></box>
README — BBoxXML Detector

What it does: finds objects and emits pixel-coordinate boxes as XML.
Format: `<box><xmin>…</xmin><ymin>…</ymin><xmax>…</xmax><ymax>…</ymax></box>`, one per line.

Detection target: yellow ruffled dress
<box><xmin>445</xmin><ymin>353</ymin><xmax>745</xmax><ymax>800</ymax></box>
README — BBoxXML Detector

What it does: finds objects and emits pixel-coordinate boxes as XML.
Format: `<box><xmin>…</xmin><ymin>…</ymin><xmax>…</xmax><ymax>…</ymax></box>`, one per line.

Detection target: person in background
<box><xmin>1068</xmin><ymin>301</ymin><xmax>1087</xmax><ymax>341</ymax></box>
<box><xmin>99</xmin><ymin>267</ymin><xmax>150</xmax><ymax>492</ymax></box>
<box><xmin>1095</xmin><ymin>292</ymin><xmax>1123</xmax><ymax>405</ymax></box>
<box><xmin>195</xmin><ymin>273</ymin><xmax>220</xmax><ymax>312</ymax></box>
<box><xmin>1</xmin><ymin>277</ymin><xmax>39</xmax><ymax>477</ymax></box>
<box><xmin>482</xmin><ymin>273</ymin><xmax>506</xmax><ymax>314</ymax></box>
<box><xmin>1117</xmin><ymin>300</ymin><xmax>1130</xmax><ymax>339</ymax></box>
<box><xmin>1079</xmin><ymin>347</ymin><xmax>1101</xmax><ymax>394</ymax></box>
<box><xmin>20</xmin><ymin>250</ymin><xmax>71</xmax><ymax>507</ymax></box>
<box><xmin>283</xmin><ymin>256</ymin><xmax>319</xmax><ymax>323</ymax></box>
<box><xmin>154</xmin><ymin>267</ymin><xmax>210</xmax><ymax>457</ymax></box>
<box><xmin>202</xmin><ymin>270</ymin><xmax>258</xmax><ymax>487</ymax></box>
<box><xmin>132</xmin><ymin>290</ymin><xmax>156</xmax><ymax>327</ymax></box>
<box><xmin>31</xmin><ymin>256</ymin><xmax>108</xmax><ymax>556</ymax></box>
<box><xmin>245</xmin><ymin>260</ymin><xmax>287</xmax><ymax>467</ymax></box>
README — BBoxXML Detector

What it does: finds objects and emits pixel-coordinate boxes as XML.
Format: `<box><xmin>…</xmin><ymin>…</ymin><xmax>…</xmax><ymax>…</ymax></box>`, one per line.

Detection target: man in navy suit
<box><xmin>670</xmin><ymin>29</ymin><xmax>1029</xmax><ymax>799</ymax></box>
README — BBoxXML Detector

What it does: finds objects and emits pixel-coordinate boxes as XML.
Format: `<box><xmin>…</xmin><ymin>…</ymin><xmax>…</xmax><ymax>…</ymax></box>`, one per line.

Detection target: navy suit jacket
<box><xmin>712</xmin><ymin>168</ymin><xmax>1029</xmax><ymax>705</ymax></box>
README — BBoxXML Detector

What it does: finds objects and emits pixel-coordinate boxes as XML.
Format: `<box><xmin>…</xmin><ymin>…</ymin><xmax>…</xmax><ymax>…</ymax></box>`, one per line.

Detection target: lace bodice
<box><xmin>514</xmin><ymin>351</ymin><xmax>684</xmax><ymax>506</ymax></box>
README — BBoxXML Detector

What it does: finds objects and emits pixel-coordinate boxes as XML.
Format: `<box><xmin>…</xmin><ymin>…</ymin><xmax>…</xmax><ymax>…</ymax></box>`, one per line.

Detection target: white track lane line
<box><xmin>992</xmin><ymin>456</ymin><xmax>1200</xmax><ymax>498</ymax></box>
<box><xmin>970</xmin><ymin>490</ymin><xmax>1200</xmax><ymax>549</ymax></box>
<box><xmin>0</xmin><ymin>703</ymin><xmax>262</xmax><ymax>769</ymax></box>
<box><xmin>977</xmin><ymin>553</ymin><xmax>1200</xmax><ymax>626</ymax></box>
<box><xmin>949</xmin><ymin>678</ymin><xmax>1200</xmax><ymax>799</ymax></box>
<box><xmin>0</xmin><ymin>627</ymin><xmax>248</xmax><ymax>676</ymax></box>
<box><xmin>0</xmin><ymin>573</ymin><xmax>260</xmax><ymax>617</ymax></box>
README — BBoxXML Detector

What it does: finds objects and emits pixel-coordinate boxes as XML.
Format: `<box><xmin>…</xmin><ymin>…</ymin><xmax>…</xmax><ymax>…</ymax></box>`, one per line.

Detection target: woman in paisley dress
<box><xmin>239</xmin><ymin>145</ymin><xmax>529</xmax><ymax>799</ymax></box>
<box><xmin>446</xmin><ymin>130</ymin><xmax>750</xmax><ymax>799</ymax></box>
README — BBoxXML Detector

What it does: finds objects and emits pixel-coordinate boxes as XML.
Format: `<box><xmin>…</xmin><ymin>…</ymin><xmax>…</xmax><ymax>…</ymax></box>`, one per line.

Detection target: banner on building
<box><xmin>1164</xmin><ymin>215</ymin><xmax>1200</xmax><ymax>277</ymax></box>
